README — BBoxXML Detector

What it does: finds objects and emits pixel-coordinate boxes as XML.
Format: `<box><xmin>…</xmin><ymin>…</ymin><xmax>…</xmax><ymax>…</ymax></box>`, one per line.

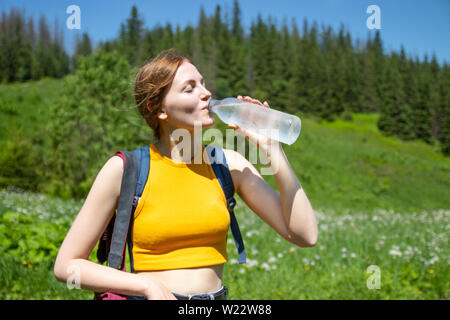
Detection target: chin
<box><xmin>201</xmin><ymin>115</ymin><xmax>215</xmax><ymax>128</ymax></box>
<box><xmin>189</xmin><ymin>117</ymin><xmax>215</xmax><ymax>131</ymax></box>
<box><xmin>205</xmin><ymin>117</ymin><xmax>215</xmax><ymax>127</ymax></box>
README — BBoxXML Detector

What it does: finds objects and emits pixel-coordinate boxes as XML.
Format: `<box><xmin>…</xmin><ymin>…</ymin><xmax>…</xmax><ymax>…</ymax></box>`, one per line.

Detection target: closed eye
<box><xmin>182</xmin><ymin>78</ymin><xmax>205</xmax><ymax>92</ymax></box>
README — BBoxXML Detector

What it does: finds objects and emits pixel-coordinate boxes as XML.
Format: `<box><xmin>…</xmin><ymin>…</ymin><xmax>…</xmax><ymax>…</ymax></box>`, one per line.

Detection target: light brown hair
<box><xmin>134</xmin><ymin>49</ymin><xmax>192</xmax><ymax>140</ymax></box>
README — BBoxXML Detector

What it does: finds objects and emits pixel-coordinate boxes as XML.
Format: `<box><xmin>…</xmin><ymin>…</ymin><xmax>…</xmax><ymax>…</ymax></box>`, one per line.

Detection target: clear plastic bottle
<box><xmin>208</xmin><ymin>97</ymin><xmax>301</xmax><ymax>145</ymax></box>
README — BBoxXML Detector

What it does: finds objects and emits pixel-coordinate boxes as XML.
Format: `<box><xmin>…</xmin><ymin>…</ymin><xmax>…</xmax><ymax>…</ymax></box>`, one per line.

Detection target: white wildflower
<box><xmin>261</xmin><ymin>263</ymin><xmax>271</xmax><ymax>271</ymax></box>
<box><xmin>429</xmin><ymin>256</ymin><xmax>439</xmax><ymax>265</ymax></box>
<box><xmin>246</xmin><ymin>258</ymin><xmax>259</xmax><ymax>267</ymax></box>
<box><xmin>389</xmin><ymin>246</ymin><xmax>402</xmax><ymax>257</ymax></box>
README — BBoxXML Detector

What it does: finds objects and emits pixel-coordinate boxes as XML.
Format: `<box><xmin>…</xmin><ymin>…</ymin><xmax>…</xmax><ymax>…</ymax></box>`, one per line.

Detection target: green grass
<box><xmin>225</xmin><ymin>197</ymin><xmax>449</xmax><ymax>299</ymax></box>
<box><xmin>276</xmin><ymin>113</ymin><xmax>450</xmax><ymax>215</ymax></box>
<box><xmin>0</xmin><ymin>189</ymin><xmax>448</xmax><ymax>300</ymax></box>
<box><xmin>0</xmin><ymin>79</ymin><xmax>449</xmax><ymax>299</ymax></box>
<box><xmin>0</xmin><ymin>78</ymin><xmax>63</xmax><ymax>142</ymax></box>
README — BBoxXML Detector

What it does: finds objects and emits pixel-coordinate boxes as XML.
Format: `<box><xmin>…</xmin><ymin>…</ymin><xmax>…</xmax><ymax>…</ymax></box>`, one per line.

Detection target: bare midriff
<box><xmin>136</xmin><ymin>264</ymin><xmax>224</xmax><ymax>295</ymax></box>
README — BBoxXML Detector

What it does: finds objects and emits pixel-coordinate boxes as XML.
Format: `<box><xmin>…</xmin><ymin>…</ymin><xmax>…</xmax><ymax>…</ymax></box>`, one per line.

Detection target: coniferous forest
<box><xmin>1</xmin><ymin>3</ymin><xmax>448</xmax><ymax>157</ymax></box>
<box><xmin>98</xmin><ymin>3</ymin><xmax>450</xmax><ymax>157</ymax></box>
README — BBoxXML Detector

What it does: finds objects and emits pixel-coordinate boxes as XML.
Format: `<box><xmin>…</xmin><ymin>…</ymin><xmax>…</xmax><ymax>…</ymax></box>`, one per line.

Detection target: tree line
<box><xmin>0</xmin><ymin>2</ymin><xmax>449</xmax><ymax>155</ymax></box>
<box><xmin>0</xmin><ymin>7</ymin><xmax>70</xmax><ymax>82</ymax></box>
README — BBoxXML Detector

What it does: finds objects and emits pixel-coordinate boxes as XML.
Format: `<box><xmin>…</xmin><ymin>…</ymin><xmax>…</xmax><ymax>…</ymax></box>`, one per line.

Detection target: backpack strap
<box><xmin>108</xmin><ymin>151</ymin><xmax>138</xmax><ymax>269</ymax></box>
<box><xmin>126</xmin><ymin>146</ymin><xmax>151</xmax><ymax>272</ymax></box>
<box><xmin>205</xmin><ymin>145</ymin><xmax>246</xmax><ymax>264</ymax></box>
<box><xmin>132</xmin><ymin>146</ymin><xmax>151</xmax><ymax>208</ymax></box>
<box><xmin>107</xmin><ymin>146</ymin><xmax>151</xmax><ymax>271</ymax></box>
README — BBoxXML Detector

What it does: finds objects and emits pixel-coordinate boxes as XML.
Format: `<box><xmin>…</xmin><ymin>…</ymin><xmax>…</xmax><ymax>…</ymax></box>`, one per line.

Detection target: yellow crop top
<box><xmin>131</xmin><ymin>144</ymin><xmax>230</xmax><ymax>271</ymax></box>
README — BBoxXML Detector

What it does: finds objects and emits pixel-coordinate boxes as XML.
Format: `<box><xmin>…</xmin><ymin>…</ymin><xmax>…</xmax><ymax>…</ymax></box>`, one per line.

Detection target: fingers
<box><xmin>237</xmin><ymin>95</ymin><xmax>270</xmax><ymax>108</ymax></box>
<box><xmin>237</xmin><ymin>95</ymin><xmax>258</xmax><ymax>104</ymax></box>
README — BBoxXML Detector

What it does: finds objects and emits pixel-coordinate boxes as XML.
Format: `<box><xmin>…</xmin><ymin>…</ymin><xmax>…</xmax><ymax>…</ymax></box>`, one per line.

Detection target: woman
<box><xmin>54</xmin><ymin>49</ymin><xmax>318</xmax><ymax>300</ymax></box>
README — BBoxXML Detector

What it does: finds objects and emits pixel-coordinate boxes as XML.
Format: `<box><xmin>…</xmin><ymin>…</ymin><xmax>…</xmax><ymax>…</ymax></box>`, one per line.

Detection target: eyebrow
<box><xmin>181</xmin><ymin>77</ymin><xmax>205</xmax><ymax>86</ymax></box>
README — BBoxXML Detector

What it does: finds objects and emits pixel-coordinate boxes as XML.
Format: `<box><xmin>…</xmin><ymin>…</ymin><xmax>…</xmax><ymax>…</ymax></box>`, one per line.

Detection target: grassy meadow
<box><xmin>0</xmin><ymin>79</ymin><xmax>449</xmax><ymax>299</ymax></box>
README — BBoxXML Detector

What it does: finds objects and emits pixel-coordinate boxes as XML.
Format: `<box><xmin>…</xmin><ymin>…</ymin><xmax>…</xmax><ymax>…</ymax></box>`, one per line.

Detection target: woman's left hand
<box><xmin>228</xmin><ymin>95</ymin><xmax>280</xmax><ymax>159</ymax></box>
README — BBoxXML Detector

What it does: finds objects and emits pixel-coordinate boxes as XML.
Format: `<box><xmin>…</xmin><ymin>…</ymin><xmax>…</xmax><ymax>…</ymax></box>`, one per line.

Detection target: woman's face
<box><xmin>158</xmin><ymin>61</ymin><xmax>214</xmax><ymax>133</ymax></box>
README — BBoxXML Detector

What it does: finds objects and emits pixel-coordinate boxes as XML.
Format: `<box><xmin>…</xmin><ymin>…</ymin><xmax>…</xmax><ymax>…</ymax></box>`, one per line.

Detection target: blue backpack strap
<box><xmin>108</xmin><ymin>150</ymin><xmax>138</xmax><ymax>269</ymax></box>
<box><xmin>107</xmin><ymin>146</ymin><xmax>150</xmax><ymax>271</ymax></box>
<box><xmin>132</xmin><ymin>145</ymin><xmax>151</xmax><ymax>206</ymax></box>
<box><xmin>205</xmin><ymin>145</ymin><xmax>246</xmax><ymax>264</ymax></box>
<box><xmin>126</xmin><ymin>145</ymin><xmax>151</xmax><ymax>272</ymax></box>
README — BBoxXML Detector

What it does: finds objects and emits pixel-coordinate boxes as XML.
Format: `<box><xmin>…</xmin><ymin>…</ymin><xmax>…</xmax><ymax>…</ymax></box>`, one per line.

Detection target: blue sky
<box><xmin>1</xmin><ymin>0</ymin><xmax>449</xmax><ymax>64</ymax></box>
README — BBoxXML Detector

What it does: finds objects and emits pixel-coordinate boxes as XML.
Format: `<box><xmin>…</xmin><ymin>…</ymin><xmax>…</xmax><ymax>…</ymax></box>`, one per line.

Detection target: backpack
<box><xmin>94</xmin><ymin>144</ymin><xmax>246</xmax><ymax>300</ymax></box>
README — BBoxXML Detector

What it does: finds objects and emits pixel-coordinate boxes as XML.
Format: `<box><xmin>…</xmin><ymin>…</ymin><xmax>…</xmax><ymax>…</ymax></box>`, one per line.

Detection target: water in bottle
<box><xmin>208</xmin><ymin>97</ymin><xmax>301</xmax><ymax>145</ymax></box>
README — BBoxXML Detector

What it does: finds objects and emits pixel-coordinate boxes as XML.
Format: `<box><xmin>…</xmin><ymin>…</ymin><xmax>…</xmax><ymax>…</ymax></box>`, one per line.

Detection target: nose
<box><xmin>200</xmin><ymin>84</ymin><xmax>211</xmax><ymax>101</ymax></box>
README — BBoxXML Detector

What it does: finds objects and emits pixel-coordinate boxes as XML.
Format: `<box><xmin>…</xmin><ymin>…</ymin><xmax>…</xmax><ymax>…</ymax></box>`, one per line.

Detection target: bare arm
<box><xmin>225</xmin><ymin>147</ymin><xmax>318</xmax><ymax>247</ymax></box>
<box><xmin>226</xmin><ymin>95</ymin><xmax>318</xmax><ymax>247</ymax></box>
<box><xmin>53</xmin><ymin>156</ymin><xmax>175</xmax><ymax>299</ymax></box>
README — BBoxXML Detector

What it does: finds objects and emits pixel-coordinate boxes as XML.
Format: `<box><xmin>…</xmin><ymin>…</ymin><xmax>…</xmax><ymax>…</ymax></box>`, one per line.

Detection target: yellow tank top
<box><xmin>132</xmin><ymin>144</ymin><xmax>230</xmax><ymax>271</ymax></box>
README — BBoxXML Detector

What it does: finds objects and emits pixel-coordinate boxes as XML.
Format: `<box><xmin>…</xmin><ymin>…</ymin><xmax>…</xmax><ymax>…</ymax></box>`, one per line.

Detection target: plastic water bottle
<box><xmin>208</xmin><ymin>97</ymin><xmax>301</xmax><ymax>145</ymax></box>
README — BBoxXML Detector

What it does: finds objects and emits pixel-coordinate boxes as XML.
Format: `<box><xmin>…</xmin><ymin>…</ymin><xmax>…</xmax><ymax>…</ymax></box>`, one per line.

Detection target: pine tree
<box><xmin>378</xmin><ymin>53</ymin><xmax>414</xmax><ymax>139</ymax></box>
<box><xmin>228</xmin><ymin>0</ymin><xmax>248</xmax><ymax>96</ymax></box>
<box><xmin>213</xmin><ymin>5</ymin><xmax>233</xmax><ymax>98</ymax></box>
<box><xmin>439</xmin><ymin>63</ymin><xmax>450</xmax><ymax>155</ymax></box>
<box><xmin>118</xmin><ymin>5</ymin><xmax>144</xmax><ymax>65</ymax></box>
<box><xmin>286</xmin><ymin>18</ymin><xmax>302</xmax><ymax>114</ymax></box>
<box><xmin>32</xmin><ymin>14</ymin><xmax>52</xmax><ymax>79</ymax></box>
<box><xmin>404</xmin><ymin>57</ymin><xmax>432</xmax><ymax>142</ymax></box>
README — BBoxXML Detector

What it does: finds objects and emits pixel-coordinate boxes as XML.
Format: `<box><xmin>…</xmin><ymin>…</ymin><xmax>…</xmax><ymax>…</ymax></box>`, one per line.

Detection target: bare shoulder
<box><xmin>222</xmin><ymin>148</ymin><xmax>246</xmax><ymax>171</ymax></box>
<box><xmin>99</xmin><ymin>155</ymin><xmax>124</xmax><ymax>190</ymax></box>
<box><xmin>222</xmin><ymin>148</ymin><xmax>261</xmax><ymax>194</ymax></box>
<box><xmin>223</xmin><ymin>148</ymin><xmax>260</xmax><ymax>173</ymax></box>
<box><xmin>84</xmin><ymin>155</ymin><xmax>124</xmax><ymax>206</ymax></box>
<box><xmin>105</xmin><ymin>155</ymin><xmax>124</xmax><ymax>175</ymax></box>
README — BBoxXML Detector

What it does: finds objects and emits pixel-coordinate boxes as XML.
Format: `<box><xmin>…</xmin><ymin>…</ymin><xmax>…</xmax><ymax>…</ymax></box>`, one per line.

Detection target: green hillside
<box><xmin>1</xmin><ymin>78</ymin><xmax>449</xmax><ymax>213</ymax></box>
<box><xmin>0</xmin><ymin>78</ymin><xmax>449</xmax><ymax>299</ymax></box>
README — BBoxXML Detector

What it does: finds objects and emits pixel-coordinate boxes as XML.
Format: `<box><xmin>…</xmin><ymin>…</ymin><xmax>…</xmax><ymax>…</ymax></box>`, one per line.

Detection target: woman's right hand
<box><xmin>144</xmin><ymin>277</ymin><xmax>177</xmax><ymax>300</ymax></box>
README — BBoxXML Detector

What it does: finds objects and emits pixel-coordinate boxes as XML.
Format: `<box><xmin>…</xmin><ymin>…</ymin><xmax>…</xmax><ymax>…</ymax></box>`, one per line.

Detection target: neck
<box><xmin>155</xmin><ymin>127</ymin><xmax>204</xmax><ymax>164</ymax></box>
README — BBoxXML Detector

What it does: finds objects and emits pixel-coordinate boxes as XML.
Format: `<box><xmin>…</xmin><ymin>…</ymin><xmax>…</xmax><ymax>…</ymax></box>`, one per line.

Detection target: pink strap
<box><xmin>114</xmin><ymin>151</ymin><xmax>126</xmax><ymax>169</ymax></box>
